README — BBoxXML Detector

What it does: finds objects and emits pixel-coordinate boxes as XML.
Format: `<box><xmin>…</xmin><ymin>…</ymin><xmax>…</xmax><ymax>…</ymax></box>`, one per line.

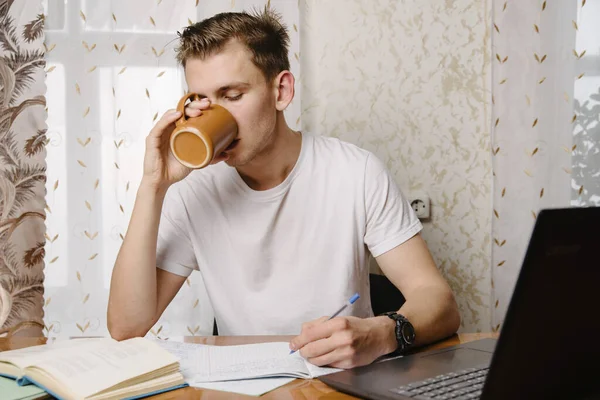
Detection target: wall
<box><xmin>300</xmin><ymin>0</ymin><xmax>492</xmax><ymax>332</ymax></box>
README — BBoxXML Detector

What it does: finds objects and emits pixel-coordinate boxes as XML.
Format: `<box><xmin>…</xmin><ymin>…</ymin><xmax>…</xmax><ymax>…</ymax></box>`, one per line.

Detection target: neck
<box><xmin>236</xmin><ymin>115</ymin><xmax>301</xmax><ymax>191</ymax></box>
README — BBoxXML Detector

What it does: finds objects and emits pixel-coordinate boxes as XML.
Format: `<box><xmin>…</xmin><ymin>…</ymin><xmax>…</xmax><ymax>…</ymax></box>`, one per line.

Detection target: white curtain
<box><xmin>42</xmin><ymin>0</ymin><xmax>300</xmax><ymax>339</ymax></box>
<box><xmin>491</xmin><ymin>0</ymin><xmax>600</xmax><ymax>331</ymax></box>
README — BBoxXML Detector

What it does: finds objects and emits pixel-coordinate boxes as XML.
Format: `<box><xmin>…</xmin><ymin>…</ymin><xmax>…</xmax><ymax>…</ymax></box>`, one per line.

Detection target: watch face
<box><xmin>401</xmin><ymin>323</ymin><xmax>416</xmax><ymax>344</ymax></box>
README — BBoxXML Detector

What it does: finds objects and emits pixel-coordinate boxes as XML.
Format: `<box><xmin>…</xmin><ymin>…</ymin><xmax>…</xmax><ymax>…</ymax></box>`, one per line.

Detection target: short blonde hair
<box><xmin>176</xmin><ymin>7</ymin><xmax>290</xmax><ymax>81</ymax></box>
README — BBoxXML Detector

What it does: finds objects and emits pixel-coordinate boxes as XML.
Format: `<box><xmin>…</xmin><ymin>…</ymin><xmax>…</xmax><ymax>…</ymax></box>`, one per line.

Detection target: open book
<box><xmin>0</xmin><ymin>337</ymin><xmax>186</xmax><ymax>400</ymax></box>
<box><xmin>154</xmin><ymin>340</ymin><xmax>342</xmax><ymax>384</ymax></box>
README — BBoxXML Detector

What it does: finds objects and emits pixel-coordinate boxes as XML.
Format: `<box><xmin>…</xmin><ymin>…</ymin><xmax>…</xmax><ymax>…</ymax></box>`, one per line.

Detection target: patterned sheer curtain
<box><xmin>0</xmin><ymin>0</ymin><xmax>46</xmax><ymax>336</ymax></box>
<box><xmin>42</xmin><ymin>0</ymin><xmax>300</xmax><ymax>339</ymax></box>
<box><xmin>491</xmin><ymin>0</ymin><xmax>600</xmax><ymax>331</ymax></box>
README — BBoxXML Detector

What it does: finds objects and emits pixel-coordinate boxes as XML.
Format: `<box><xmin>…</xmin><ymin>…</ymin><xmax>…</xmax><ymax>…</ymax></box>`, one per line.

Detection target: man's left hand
<box><xmin>289</xmin><ymin>316</ymin><xmax>397</xmax><ymax>369</ymax></box>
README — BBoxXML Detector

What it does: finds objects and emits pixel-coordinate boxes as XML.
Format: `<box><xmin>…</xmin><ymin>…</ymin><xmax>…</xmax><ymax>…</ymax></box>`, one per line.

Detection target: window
<box><xmin>572</xmin><ymin>0</ymin><xmax>600</xmax><ymax>205</ymax></box>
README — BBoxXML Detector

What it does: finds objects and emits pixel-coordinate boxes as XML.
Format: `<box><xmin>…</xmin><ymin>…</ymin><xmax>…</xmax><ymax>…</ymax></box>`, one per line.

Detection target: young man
<box><xmin>107</xmin><ymin>9</ymin><xmax>460</xmax><ymax>369</ymax></box>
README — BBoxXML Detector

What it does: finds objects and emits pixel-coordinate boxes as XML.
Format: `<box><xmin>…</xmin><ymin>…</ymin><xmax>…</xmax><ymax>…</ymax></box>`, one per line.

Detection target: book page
<box><xmin>0</xmin><ymin>338</ymin><xmax>106</xmax><ymax>372</ymax></box>
<box><xmin>24</xmin><ymin>337</ymin><xmax>178</xmax><ymax>398</ymax></box>
<box><xmin>155</xmin><ymin>340</ymin><xmax>309</xmax><ymax>382</ymax></box>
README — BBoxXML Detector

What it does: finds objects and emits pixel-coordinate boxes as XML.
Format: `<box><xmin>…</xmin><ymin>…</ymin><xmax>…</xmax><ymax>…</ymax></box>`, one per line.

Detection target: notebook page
<box><xmin>152</xmin><ymin>342</ymin><xmax>296</xmax><ymax>396</ymax></box>
<box><xmin>192</xmin><ymin>377</ymin><xmax>296</xmax><ymax>396</ymax></box>
<box><xmin>25</xmin><ymin>337</ymin><xmax>178</xmax><ymax>397</ymax></box>
<box><xmin>304</xmin><ymin>361</ymin><xmax>343</xmax><ymax>378</ymax></box>
<box><xmin>155</xmin><ymin>340</ymin><xmax>309</xmax><ymax>382</ymax></box>
<box><xmin>151</xmin><ymin>340</ymin><xmax>210</xmax><ymax>383</ymax></box>
<box><xmin>206</xmin><ymin>342</ymin><xmax>311</xmax><ymax>382</ymax></box>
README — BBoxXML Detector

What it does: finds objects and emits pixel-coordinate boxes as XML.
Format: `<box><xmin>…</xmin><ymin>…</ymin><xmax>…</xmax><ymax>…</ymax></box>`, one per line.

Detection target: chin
<box><xmin>224</xmin><ymin>153</ymin><xmax>246</xmax><ymax>167</ymax></box>
<box><xmin>226</xmin><ymin>153</ymin><xmax>255</xmax><ymax>167</ymax></box>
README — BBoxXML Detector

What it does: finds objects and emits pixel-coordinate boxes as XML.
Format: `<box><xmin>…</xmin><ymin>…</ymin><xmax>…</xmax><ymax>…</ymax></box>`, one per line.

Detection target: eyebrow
<box><xmin>194</xmin><ymin>82</ymin><xmax>250</xmax><ymax>98</ymax></box>
<box><xmin>217</xmin><ymin>82</ymin><xmax>250</xmax><ymax>92</ymax></box>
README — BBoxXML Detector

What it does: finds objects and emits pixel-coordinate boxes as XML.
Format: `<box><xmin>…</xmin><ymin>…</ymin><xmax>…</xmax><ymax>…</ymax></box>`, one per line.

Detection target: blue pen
<box><xmin>290</xmin><ymin>293</ymin><xmax>360</xmax><ymax>355</ymax></box>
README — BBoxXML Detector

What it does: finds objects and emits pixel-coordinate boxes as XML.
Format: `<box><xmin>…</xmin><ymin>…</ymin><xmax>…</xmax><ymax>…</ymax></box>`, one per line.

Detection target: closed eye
<box><xmin>225</xmin><ymin>94</ymin><xmax>243</xmax><ymax>101</ymax></box>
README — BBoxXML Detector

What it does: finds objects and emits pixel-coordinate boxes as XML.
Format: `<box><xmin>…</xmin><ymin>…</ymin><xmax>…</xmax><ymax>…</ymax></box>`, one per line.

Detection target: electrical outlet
<box><xmin>410</xmin><ymin>194</ymin><xmax>430</xmax><ymax>219</ymax></box>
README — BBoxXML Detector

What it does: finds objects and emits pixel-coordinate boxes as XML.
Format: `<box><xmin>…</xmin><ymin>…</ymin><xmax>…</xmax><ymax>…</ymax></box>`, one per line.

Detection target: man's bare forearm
<box><xmin>397</xmin><ymin>286</ymin><xmax>461</xmax><ymax>346</ymax></box>
<box><xmin>374</xmin><ymin>285</ymin><xmax>461</xmax><ymax>354</ymax></box>
<box><xmin>107</xmin><ymin>179</ymin><xmax>168</xmax><ymax>339</ymax></box>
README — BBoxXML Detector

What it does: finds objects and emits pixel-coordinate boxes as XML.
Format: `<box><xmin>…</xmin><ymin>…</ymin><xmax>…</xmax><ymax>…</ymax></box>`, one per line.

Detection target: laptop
<box><xmin>319</xmin><ymin>207</ymin><xmax>600</xmax><ymax>400</ymax></box>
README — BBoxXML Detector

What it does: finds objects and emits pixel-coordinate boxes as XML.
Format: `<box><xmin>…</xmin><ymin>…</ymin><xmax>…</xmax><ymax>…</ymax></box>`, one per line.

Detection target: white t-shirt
<box><xmin>156</xmin><ymin>132</ymin><xmax>422</xmax><ymax>335</ymax></box>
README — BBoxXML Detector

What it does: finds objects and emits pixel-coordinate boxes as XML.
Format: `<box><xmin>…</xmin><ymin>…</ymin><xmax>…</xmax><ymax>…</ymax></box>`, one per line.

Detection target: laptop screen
<box><xmin>483</xmin><ymin>207</ymin><xmax>600</xmax><ymax>400</ymax></box>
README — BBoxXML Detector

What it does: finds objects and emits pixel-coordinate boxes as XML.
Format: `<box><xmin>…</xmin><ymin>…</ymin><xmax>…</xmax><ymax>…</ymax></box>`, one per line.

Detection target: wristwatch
<box><xmin>381</xmin><ymin>312</ymin><xmax>416</xmax><ymax>353</ymax></box>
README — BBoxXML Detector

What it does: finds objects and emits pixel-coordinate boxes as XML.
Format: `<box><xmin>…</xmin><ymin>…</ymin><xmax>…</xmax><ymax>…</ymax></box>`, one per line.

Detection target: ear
<box><xmin>273</xmin><ymin>70</ymin><xmax>295</xmax><ymax>111</ymax></box>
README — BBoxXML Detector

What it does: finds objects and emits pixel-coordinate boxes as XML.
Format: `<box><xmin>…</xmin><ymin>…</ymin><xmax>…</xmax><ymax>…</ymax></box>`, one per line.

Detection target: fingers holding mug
<box><xmin>185</xmin><ymin>97</ymin><xmax>211</xmax><ymax>118</ymax></box>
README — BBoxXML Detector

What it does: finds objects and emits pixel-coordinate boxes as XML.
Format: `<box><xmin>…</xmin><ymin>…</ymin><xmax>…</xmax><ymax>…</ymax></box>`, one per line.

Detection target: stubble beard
<box><xmin>227</xmin><ymin>127</ymin><xmax>276</xmax><ymax>168</ymax></box>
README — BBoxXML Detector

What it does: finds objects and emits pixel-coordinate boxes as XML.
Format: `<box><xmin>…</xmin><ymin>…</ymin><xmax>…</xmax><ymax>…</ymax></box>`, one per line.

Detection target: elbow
<box><xmin>448</xmin><ymin>306</ymin><xmax>461</xmax><ymax>335</ymax></box>
<box><xmin>445</xmin><ymin>290</ymin><xmax>461</xmax><ymax>335</ymax></box>
<box><xmin>107</xmin><ymin>314</ymin><xmax>130</xmax><ymax>341</ymax></box>
<box><xmin>107</xmin><ymin>320</ymin><xmax>147</xmax><ymax>341</ymax></box>
<box><xmin>107</xmin><ymin>309</ymin><xmax>150</xmax><ymax>341</ymax></box>
<box><xmin>108</xmin><ymin>329</ymin><xmax>133</xmax><ymax>342</ymax></box>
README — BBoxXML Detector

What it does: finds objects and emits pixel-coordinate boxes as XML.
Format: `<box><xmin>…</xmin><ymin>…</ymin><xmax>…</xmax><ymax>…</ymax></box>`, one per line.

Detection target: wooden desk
<box><xmin>0</xmin><ymin>333</ymin><xmax>498</xmax><ymax>399</ymax></box>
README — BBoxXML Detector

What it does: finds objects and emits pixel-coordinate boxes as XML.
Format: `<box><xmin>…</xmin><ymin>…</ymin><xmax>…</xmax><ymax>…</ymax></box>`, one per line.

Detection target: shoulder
<box><xmin>307</xmin><ymin>132</ymin><xmax>377</xmax><ymax>167</ymax></box>
<box><xmin>165</xmin><ymin>162</ymin><xmax>230</xmax><ymax>204</ymax></box>
<box><xmin>307</xmin><ymin>133</ymin><xmax>386</xmax><ymax>177</ymax></box>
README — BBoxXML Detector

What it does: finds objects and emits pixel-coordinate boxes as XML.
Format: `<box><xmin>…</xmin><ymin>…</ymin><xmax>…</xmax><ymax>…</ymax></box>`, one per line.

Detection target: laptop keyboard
<box><xmin>389</xmin><ymin>365</ymin><xmax>488</xmax><ymax>400</ymax></box>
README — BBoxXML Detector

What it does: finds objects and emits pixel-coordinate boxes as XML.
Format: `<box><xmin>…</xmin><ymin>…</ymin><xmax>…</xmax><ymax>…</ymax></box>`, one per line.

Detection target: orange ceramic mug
<box><xmin>170</xmin><ymin>93</ymin><xmax>238</xmax><ymax>169</ymax></box>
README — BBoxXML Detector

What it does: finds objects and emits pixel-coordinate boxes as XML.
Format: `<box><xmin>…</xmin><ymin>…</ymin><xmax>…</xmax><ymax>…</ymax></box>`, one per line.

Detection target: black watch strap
<box><xmin>381</xmin><ymin>312</ymin><xmax>416</xmax><ymax>353</ymax></box>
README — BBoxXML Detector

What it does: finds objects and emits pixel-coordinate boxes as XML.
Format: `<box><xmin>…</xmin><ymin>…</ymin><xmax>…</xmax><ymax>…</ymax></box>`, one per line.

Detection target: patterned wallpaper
<box><xmin>300</xmin><ymin>0</ymin><xmax>492</xmax><ymax>332</ymax></box>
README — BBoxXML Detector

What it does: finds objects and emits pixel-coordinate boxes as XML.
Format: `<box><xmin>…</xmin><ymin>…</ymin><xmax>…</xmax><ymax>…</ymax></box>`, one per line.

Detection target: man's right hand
<box><xmin>142</xmin><ymin>98</ymin><xmax>213</xmax><ymax>190</ymax></box>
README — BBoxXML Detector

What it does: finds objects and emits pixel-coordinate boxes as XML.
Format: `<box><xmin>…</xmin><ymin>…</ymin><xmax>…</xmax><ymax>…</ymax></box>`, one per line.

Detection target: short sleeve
<box><xmin>156</xmin><ymin>186</ymin><xmax>198</xmax><ymax>277</ymax></box>
<box><xmin>364</xmin><ymin>153</ymin><xmax>423</xmax><ymax>257</ymax></box>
